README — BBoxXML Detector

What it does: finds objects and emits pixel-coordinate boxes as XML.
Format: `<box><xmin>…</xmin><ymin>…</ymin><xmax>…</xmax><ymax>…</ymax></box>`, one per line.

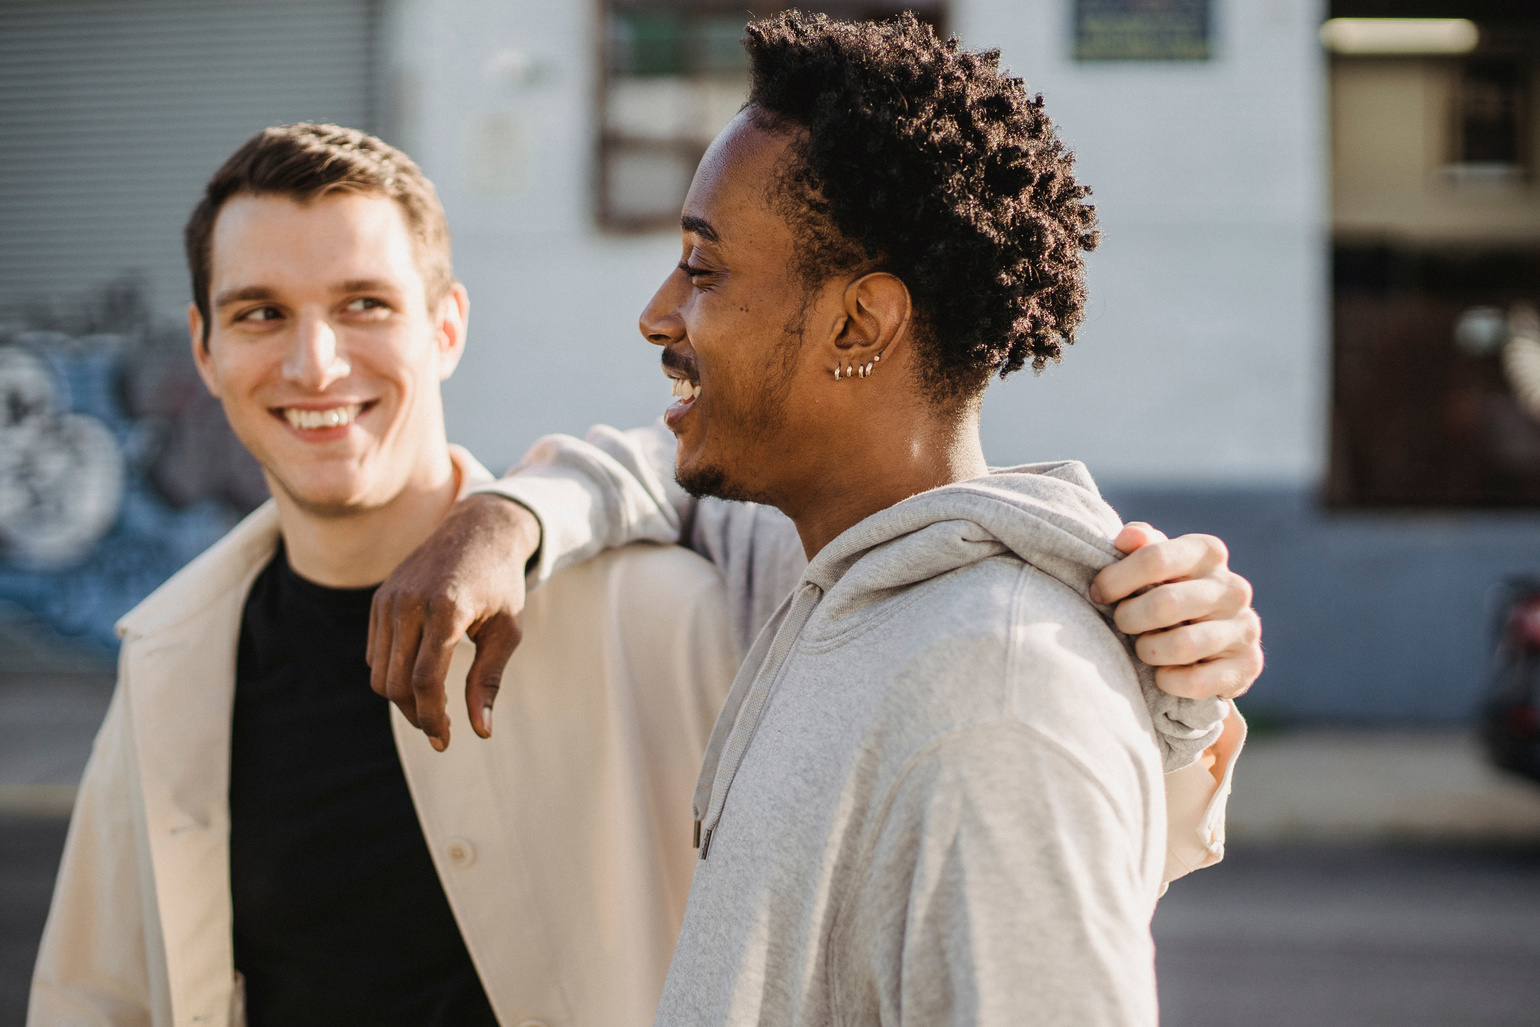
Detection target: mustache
<box><xmin>661</xmin><ymin>348</ymin><xmax>700</xmax><ymax>381</ymax></box>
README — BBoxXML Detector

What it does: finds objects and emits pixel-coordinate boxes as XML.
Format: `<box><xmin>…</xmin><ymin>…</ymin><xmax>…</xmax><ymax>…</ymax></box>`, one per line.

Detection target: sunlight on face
<box><xmin>640</xmin><ymin>111</ymin><xmax>838</xmax><ymax>505</ymax></box>
<box><xmin>191</xmin><ymin>192</ymin><xmax>462</xmax><ymax>517</ymax></box>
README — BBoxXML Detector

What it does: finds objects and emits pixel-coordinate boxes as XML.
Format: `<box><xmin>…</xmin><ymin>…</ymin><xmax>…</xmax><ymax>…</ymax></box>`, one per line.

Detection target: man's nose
<box><xmin>283</xmin><ymin>315</ymin><xmax>351</xmax><ymax>390</ymax></box>
<box><xmin>639</xmin><ymin>274</ymin><xmax>687</xmax><ymax>348</ymax></box>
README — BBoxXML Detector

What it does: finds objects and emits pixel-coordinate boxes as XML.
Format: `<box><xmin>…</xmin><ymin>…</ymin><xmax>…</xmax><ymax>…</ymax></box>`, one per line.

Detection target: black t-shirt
<box><xmin>229</xmin><ymin>547</ymin><xmax>498</xmax><ymax>1027</ymax></box>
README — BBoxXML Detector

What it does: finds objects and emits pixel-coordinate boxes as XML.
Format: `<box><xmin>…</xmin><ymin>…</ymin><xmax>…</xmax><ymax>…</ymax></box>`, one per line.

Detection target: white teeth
<box><xmin>284</xmin><ymin>403</ymin><xmax>363</xmax><ymax>430</ymax></box>
<box><xmin>669</xmin><ymin>378</ymin><xmax>701</xmax><ymax>402</ymax></box>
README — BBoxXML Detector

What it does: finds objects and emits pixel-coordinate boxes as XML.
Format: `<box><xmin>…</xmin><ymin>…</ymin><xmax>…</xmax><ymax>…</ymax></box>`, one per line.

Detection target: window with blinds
<box><xmin>0</xmin><ymin>0</ymin><xmax>380</xmax><ymax>321</ymax></box>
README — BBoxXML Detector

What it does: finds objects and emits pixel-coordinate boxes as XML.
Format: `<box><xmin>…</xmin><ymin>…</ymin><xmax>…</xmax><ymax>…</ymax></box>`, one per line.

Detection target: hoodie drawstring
<box><xmin>692</xmin><ymin>580</ymin><xmax>824</xmax><ymax>859</ymax></box>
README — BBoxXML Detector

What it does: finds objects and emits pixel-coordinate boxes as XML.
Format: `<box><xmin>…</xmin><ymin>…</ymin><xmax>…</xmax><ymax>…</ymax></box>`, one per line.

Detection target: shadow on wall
<box><xmin>0</xmin><ymin>280</ymin><xmax>267</xmax><ymax>648</ymax></box>
<box><xmin>1107</xmin><ymin>486</ymin><xmax>1540</xmax><ymax>725</ymax></box>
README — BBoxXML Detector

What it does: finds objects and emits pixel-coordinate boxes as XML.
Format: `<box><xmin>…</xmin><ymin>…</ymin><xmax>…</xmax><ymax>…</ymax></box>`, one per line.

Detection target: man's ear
<box><xmin>435</xmin><ymin>283</ymin><xmax>470</xmax><ymax>381</ymax></box>
<box><xmin>188</xmin><ymin>302</ymin><xmax>221</xmax><ymax>398</ymax></box>
<box><xmin>830</xmin><ymin>272</ymin><xmax>911</xmax><ymax>374</ymax></box>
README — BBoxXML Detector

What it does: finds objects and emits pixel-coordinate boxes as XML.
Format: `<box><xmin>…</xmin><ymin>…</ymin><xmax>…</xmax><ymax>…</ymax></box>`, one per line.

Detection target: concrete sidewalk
<box><xmin>0</xmin><ymin>606</ymin><xmax>115</xmax><ymax>818</ymax></box>
<box><xmin>1227</xmin><ymin>727</ymin><xmax>1540</xmax><ymax>841</ymax></box>
<box><xmin>8</xmin><ymin>683</ymin><xmax>1540</xmax><ymax>840</ymax></box>
<box><xmin>4</xmin><ymin>600</ymin><xmax>1540</xmax><ymax>842</ymax></box>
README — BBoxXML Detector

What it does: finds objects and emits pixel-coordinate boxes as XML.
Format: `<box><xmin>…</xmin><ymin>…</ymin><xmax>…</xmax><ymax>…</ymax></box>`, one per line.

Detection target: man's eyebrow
<box><xmin>680</xmin><ymin>215</ymin><xmax>719</xmax><ymax>243</ymax></box>
<box><xmin>213</xmin><ymin>285</ymin><xmax>276</xmax><ymax>308</ymax></box>
<box><xmin>335</xmin><ymin>278</ymin><xmax>399</xmax><ymax>295</ymax></box>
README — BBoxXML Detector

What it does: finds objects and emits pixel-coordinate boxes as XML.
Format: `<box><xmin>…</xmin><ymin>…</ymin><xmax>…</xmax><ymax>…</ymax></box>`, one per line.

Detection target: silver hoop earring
<box><xmin>833</xmin><ymin>366</ymin><xmax>842</xmax><ymax>380</ymax></box>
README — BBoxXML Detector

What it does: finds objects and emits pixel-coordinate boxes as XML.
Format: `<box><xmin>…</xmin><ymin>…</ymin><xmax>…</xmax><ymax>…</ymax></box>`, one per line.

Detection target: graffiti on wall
<box><xmin>0</xmin><ymin>285</ymin><xmax>268</xmax><ymax>646</ymax></box>
<box><xmin>0</xmin><ymin>346</ymin><xmax>123</xmax><ymax>565</ymax></box>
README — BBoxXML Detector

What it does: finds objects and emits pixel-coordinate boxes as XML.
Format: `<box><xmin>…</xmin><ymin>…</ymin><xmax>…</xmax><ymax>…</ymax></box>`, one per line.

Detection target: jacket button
<box><xmin>445</xmin><ymin>837</ymin><xmax>477</xmax><ymax>868</ymax></box>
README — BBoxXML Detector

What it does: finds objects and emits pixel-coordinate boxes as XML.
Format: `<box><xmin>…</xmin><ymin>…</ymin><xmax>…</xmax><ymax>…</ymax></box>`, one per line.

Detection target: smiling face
<box><xmin>642</xmin><ymin>111</ymin><xmax>847</xmax><ymax>505</ymax></box>
<box><xmin>190</xmin><ymin>191</ymin><xmax>466</xmax><ymax>518</ymax></box>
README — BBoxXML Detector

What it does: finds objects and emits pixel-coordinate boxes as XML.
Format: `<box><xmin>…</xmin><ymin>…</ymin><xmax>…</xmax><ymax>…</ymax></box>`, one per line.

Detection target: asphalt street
<box><xmin>1155</xmin><ymin>842</ymin><xmax>1540</xmax><ymax>1027</ymax></box>
<box><xmin>1</xmin><ymin>816</ymin><xmax>67</xmax><ymax>1027</ymax></box>
<box><xmin>3</xmin><ymin>825</ymin><xmax>1539</xmax><ymax>1026</ymax></box>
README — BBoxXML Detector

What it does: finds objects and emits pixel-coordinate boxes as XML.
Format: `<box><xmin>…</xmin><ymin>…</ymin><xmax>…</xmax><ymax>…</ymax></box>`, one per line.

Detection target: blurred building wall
<box><xmin>0</xmin><ymin>0</ymin><xmax>381</xmax><ymax>318</ymax></box>
<box><xmin>392</xmin><ymin>0</ymin><xmax>1328</xmax><ymax>486</ymax></box>
<box><xmin>397</xmin><ymin>0</ymin><xmax>1372</xmax><ymax>721</ymax></box>
<box><xmin>8</xmin><ymin>0</ymin><xmax>1540</xmax><ymax>721</ymax></box>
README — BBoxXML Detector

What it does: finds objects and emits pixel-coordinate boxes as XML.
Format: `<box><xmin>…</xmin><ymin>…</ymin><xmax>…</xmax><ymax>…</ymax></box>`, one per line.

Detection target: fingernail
<box><xmin>481</xmin><ymin>704</ymin><xmax>494</xmax><ymax>736</ymax></box>
<box><xmin>1089</xmin><ymin>583</ymin><xmax>1105</xmax><ymax>605</ymax></box>
<box><xmin>431</xmin><ymin>735</ymin><xmax>447</xmax><ymax>752</ymax></box>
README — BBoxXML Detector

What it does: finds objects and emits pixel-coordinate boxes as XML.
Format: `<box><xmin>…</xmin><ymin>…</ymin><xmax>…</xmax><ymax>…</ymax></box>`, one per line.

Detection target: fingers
<box><xmin>1136</xmin><ymin>618</ymin><xmax>1240</xmax><ymax>667</ymax></box>
<box><xmin>408</xmin><ymin>598</ymin><xmax>479</xmax><ymax>752</ymax></box>
<box><xmin>1111</xmin><ymin>521</ymin><xmax>1169</xmax><ymax>556</ymax></box>
<box><xmin>1093</xmin><ymin>532</ymin><xmax>1229</xmax><ymax>605</ymax></box>
<box><xmin>1091</xmin><ymin>523</ymin><xmax>1166</xmax><ymax>603</ymax></box>
<box><xmin>368</xmin><ymin>589</ymin><xmax>390</xmax><ymax>695</ymax></box>
<box><xmin>383</xmin><ymin>596</ymin><xmax>427</xmax><ymax>731</ymax></box>
<box><xmin>464</xmin><ymin>614</ymin><xmax>522</xmax><ymax>739</ymax></box>
<box><xmin>1151</xmin><ymin>636</ymin><xmax>1265</xmax><ymax>700</ymax></box>
<box><xmin>1137</xmin><ymin>608</ymin><xmax>1263</xmax><ymax>700</ymax></box>
<box><xmin>369</xmin><ymin>589</ymin><xmax>420</xmax><ymax>729</ymax></box>
<box><xmin>364</xmin><ymin>494</ymin><xmax>543</xmax><ymax>748</ymax></box>
<box><xmin>1113</xmin><ymin>572</ymin><xmax>1250</xmax><ymax>636</ymax></box>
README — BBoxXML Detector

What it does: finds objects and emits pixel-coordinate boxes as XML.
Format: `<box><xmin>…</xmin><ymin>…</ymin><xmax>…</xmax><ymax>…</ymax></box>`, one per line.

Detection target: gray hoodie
<box><xmin>476</xmin><ymin>421</ymin><xmax>1224</xmax><ymax>776</ymax></box>
<box><xmin>626</xmin><ymin>464</ymin><xmax>1176</xmax><ymax>1026</ymax></box>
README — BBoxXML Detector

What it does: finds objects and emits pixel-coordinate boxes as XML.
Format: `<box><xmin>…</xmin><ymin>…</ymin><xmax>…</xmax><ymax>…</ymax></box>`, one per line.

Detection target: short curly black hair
<box><xmin>744</xmin><ymin>11</ymin><xmax>1099</xmax><ymax>401</ymax></box>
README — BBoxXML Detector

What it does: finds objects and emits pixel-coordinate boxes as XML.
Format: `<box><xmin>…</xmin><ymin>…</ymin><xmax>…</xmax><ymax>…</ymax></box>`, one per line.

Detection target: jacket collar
<box><xmin>116</xmin><ymin>444</ymin><xmax>492</xmax><ymax>641</ymax></box>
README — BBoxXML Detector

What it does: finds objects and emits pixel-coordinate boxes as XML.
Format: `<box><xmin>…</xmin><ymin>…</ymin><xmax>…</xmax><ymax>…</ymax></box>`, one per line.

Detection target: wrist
<box><xmin>464</xmin><ymin>492</ymin><xmax>543</xmax><ymax>571</ymax></box>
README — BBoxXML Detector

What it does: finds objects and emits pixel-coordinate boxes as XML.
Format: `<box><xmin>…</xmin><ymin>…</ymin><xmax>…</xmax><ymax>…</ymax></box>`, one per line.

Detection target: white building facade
<box><xmin>5</xmin><ymin>0</ymin><xmax>1540</xmax><ymax>720</ymax></box>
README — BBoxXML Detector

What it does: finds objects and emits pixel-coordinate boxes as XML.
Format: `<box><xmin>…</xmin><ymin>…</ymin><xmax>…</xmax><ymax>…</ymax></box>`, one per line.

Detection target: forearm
<box><xmin>473</xmin><ymin>420</ymin><xmax>809</xmax><ymax>651</ymax></box>
<box><xmin>468</xmin><ymin>421</ymin><xmax>688</xmax><ymax>588</ymax></box>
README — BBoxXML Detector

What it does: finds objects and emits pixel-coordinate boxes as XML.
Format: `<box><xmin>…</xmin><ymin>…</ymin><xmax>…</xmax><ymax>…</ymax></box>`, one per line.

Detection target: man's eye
<box><xmin>237</xmin><ymin>306</ymin><xmax>281</xmax><ymax>323</ymax></box>
<box><xmin>346</xmin><ymin>297</ymin><xmax>388</xmax><ymax>313</ymax></box>
<box><xmin>677</xmin><ymin>262</ymin><xmax>714</xmax><ymax>280</ymax></box>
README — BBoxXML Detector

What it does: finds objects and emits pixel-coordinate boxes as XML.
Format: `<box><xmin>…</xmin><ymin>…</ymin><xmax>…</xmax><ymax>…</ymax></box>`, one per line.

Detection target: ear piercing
<box><xmin>832</xmin><ymin>351</ymin><xmax>881</xmax><ymax>381</ymax></box>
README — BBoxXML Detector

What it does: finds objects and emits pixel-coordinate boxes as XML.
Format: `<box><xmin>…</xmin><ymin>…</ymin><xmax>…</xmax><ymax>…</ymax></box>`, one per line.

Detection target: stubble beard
<box><xmin>674</xmin><ymin>319</ymin><xmax>803</xmax><ymax>506</ymax></box>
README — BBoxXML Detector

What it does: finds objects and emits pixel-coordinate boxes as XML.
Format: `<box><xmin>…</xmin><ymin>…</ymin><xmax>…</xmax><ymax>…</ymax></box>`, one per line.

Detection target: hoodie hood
<box><xmin>803</xmin><ymin>461</ymin><xmax>1124</xmax><ymax>627</ymax></box>
<box><xmin>691</xmin><ymin>461</ymin><xmax>1227</xmax><ymax>856</ymax></box>
<box><xmin>806</xmin><ymin>461</ymin><xmax>1225</xmax><ymax>764</ymax></box>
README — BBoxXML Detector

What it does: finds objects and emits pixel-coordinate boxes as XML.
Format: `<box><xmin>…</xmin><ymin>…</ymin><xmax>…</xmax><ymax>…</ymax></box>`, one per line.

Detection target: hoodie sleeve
<box><xmin>468</xmin><ymin>420</ymin><xmax>808</xmax><ymax>653</ymax></box>
<box><xmin>475</xmin><ymin>423</ymin><xmax>1227</xmax><ymax>762</ymax></box>
<box><xmin>839</xmin><ymin>722</ymin><xmax>1159</xmax><ymax>1027</ymax></box>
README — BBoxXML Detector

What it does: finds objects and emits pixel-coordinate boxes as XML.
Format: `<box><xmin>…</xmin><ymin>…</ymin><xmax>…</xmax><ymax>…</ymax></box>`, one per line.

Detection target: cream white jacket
<box><xmin>28</xmin><ymin>449</ymin><xmax>741</xmax><ymax>1027</ymax></box>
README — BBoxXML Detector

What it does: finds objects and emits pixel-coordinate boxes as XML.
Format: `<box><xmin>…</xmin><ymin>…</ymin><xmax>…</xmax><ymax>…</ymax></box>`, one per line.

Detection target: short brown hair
<box><xmin>184</xmin><ymin>123</ymin><xmax>454</xmax><ymax>344</ymax></box>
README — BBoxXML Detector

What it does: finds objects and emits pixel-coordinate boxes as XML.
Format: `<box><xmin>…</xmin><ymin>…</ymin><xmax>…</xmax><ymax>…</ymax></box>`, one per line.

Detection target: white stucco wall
<box><xmin>393</xmin><ymin>0</ymin><xmax>1329</xmax><ymax>486</ymax></box>
<box><xmin>963</xmin><ymin>0</ymin><xmax>1329</xmax><ymax>485</ymax></box>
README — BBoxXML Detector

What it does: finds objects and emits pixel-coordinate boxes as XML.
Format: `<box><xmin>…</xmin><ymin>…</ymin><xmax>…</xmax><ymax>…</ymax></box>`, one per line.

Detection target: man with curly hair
<box><xmin>636</xmin><ymin>16</ymin><xmax>1186</xmax><ymax>1022</ymax></box>
<box><xmin>372</xmin><ymin>11</ymin><xmax>1256</xmax><ymax>1026</ymax></box>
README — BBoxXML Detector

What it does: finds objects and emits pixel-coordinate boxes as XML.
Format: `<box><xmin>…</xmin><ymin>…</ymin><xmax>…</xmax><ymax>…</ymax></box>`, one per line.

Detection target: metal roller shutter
<box><xmin>0</xmin><ymin>0</ymin><xmax>379</xmax><ymax>320</ymax></box>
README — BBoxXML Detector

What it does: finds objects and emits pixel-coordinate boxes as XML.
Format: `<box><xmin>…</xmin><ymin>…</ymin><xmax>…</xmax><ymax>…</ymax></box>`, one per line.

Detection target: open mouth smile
<box><xmin>274</xmin><ymin>402</ymin><xmax>374</xmax><ymax>432</ymax></box>
<box><xmin>664</xmin><ymin>372</ymin><xmax>701</xmax><ymax>431</ymax></box>
<box><xmin>668</xmin><ymin>376</ymin><xmax>701</xmax><ymax>403</ymax></box>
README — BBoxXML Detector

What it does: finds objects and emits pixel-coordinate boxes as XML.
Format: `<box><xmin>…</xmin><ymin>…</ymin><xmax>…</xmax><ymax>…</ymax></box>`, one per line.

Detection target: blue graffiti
<box><xmin>0</xmin><ymin>332</ymin><xmax>264</xmax><ymax>650</ymax></box>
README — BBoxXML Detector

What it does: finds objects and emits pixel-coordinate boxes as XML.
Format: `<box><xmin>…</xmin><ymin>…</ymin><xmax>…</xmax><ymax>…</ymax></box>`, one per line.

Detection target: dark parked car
<box><xmin>1483</xmin><ymin>577</ymin><xmax>1540</xmax><ymax>784</ymax></box>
